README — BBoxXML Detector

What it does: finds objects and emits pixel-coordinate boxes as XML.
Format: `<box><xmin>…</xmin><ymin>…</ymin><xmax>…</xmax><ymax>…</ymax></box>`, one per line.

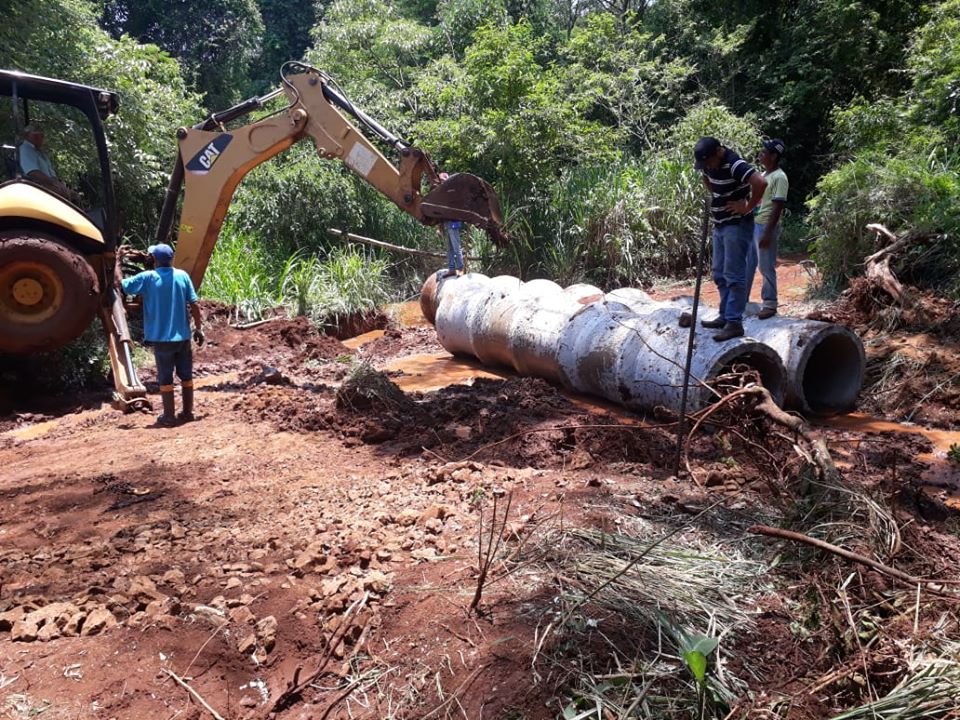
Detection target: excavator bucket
<box><xmin>421</xmin><ymin>173</ymin><xmax>509</xmax><ymax>247</ymax></box>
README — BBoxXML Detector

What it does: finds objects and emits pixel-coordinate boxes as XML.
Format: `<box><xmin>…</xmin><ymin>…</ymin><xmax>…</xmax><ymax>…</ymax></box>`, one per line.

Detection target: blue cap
<box><xmin>148</xmin><ymin>243</ymin><xmax>174</xmax><ymax>264</ymax></box>
<box><xmin>763</xmin><ymin>138</ymin><xmax>786</xmax><ymax>157</ymax></box>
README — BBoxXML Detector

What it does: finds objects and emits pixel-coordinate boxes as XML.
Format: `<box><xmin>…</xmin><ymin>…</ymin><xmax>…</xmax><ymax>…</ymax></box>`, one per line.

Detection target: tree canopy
<box><xmin>1</xmin><ymin>0</ymin><xmax>956</xmax><ymax>293</ymax></box>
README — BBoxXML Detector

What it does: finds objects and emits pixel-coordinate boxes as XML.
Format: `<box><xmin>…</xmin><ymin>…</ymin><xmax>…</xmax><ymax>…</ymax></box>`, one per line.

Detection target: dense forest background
<box><xmin>2</xmin><ymin>0</ymin><xmax>959</xmax><ymax>318</ymax></box>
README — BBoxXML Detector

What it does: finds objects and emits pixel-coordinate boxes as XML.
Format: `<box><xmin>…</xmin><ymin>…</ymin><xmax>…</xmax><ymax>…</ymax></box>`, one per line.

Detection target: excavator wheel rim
<box><xmin>0</xmin><ymin>259</ymin><xmax>65</xmax><ymax>324</ymax></box>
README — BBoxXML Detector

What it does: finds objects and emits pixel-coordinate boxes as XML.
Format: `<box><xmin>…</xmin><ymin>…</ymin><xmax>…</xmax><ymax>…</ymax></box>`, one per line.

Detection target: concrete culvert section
<box><xmin>738</xmin><ymin>311</ymin><xmax>865</xmax><ymax>414</ymax></box>
<box><xmin>423</xmin><ymin>274</ymin><xmax>790</xmax><ymax>414</ymax></box>
<box><xmin>620</xmin><ymin>295</ymin><xmax>866</xmax><ymax>415</ymax></box>
<box><xmin>796</xmin><ymin>329</ymin><xmax>866</xmax><ymax>414</ymax></box>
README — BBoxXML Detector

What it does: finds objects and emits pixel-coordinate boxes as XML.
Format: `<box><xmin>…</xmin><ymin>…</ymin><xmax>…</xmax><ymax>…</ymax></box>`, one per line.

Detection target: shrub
<box><xmin>808</xmin><ymin>149</ymin><xmax>960</xmax><ymax>295</ymax></box>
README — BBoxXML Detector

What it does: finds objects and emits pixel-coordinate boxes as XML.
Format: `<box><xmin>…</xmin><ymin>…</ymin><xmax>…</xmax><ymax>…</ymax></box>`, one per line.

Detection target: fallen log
<box><xmin>864</xmin><ymin>223</ymin><xmax>910</xmax><ymax>305</ymax></box>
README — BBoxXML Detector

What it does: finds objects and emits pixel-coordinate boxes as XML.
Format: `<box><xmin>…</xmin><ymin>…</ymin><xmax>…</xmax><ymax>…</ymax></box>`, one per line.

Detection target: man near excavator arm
<box><xmin>119</xmin><ymin>243</ymin><xmax>205</xmax><ymax>426</ymax></box>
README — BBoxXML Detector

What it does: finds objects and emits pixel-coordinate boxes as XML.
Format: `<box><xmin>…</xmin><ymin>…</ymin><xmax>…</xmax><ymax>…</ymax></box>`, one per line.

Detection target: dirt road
<box><xmin>2</xmin><ymin>262</ymin><xmax>960</xmax><ymax>719</ymax></box>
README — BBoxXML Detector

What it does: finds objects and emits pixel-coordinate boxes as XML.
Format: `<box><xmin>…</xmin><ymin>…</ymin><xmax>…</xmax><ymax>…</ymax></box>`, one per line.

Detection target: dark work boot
<box><xmin>700</xmin><ymin>317</ymin><xmax>725</xmax><ymax>329</ymax></box>
<box><xmin>156</xmin><ymin>390</ymin><xmax>177</xmax><ymax>426</ymax></box>
<box><xmin>713</xmin><ymin>322</ymin><xmax>745</xmax><ymax>342</ymax></box>
<box><xmin>178</xmin><ymin>384</ymin><xmax>194</xmax><ymax>423</ymax></box>
<box><xmin>757</xmin><ymin>307</ymin><xmax>777</xmax><ymax>320</ymax></box>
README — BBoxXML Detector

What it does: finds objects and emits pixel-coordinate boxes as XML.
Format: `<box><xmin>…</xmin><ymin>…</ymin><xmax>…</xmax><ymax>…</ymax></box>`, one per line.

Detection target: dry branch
<box><xmin>268</xmin><ymin>593</ymin><xmax>370</xmax><ymax>714</ymax></box>
<box><xmin>689</xmin><ymin>383</ymin><xmax>841</xmax><ymax>486</ymax></box>
<box><xmin>864</xmin><ymin>223</ymin><xmax>910</xmax><ymax>305</ymax></box>
<box><xmin>748</xmin><ymin>524</ymin><xmax>958</xmax><ymax>598</ymax></box>
<box><xmin>163</xmin><ymin>669</ymin><xmax>228</xmax><ymax>720</ymax></box>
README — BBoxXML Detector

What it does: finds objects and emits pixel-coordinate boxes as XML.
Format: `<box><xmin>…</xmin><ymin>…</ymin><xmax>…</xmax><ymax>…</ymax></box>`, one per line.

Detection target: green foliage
<box><xmin>0</xmin><ymin>325</ymin><xmax>111</xmax><ymax>392</ymax></box>
<box><xmin>201</xmin><ymin>231</ymin><xmax>279</xmax><ymax>321</ymax></box>
<box><xmin>312</xmin><ymin>245</ymin><xmax>393</xmax><ymax>324</ymax></box>
<box><xmin>414</xmin><ymin>19</ymin><xmax>620</xmax><ymax>200</ymax></box>
<box><xmin>101</xmin><ymin>0</ymin><xmax>265</xmax><ymax>111</ymax></box>
<box><xmin>203</xmin><ymin>228</ymin><xmax>393</xmax><ymax>326</ymax></box>
<box><xmin>225</xmin><ymin>147</ymin><xmax>365</xmax><ymax>258</ymax></box>
<box><xmin>809</xmin><ymin>151</ymin><xmax>960</xmax><ymax>292</ymax></box>
<box><xmin>948</xmin><ymin>443</ymin><xmax>960</xmax><ymax>465</ymax></box>
<box><xmin>247</xmin><ymin>0</ymin><xmax>316</xmax><ymax>93</ymax></box>
<box><xmin>307</xmin><ymin>0</ymin><xmax>433</xmax><ymax>124</ymax></box>
<box><xmin>435</xmin><ymin>0</ymin><xmax>509</xmax><ymax>56</ymax></box>
<box><xmin>0</xmin><ymin>0</ymin><xmax>202</xmax><ymax>241</ymax></box>
<box><xmin>908</xmin><ymin>0</ymin><xmax>960</xmax><ymax>141</ymax></box>
<box><xmin>563</xmin><ymin>13</ymin><xmax>693</xmax><ymax>152</ymax></box>
<box><xmin>808</xmin><ymin>2</ymin><xmax>960</xmax><ymax>295</ymax></box>
<box><xmin>276</xmin><ymin>246</ymin><xmax>393</xmax><ymax>327</ymax></box>
<box><xmin>522</xmin><ymin>100</ymin><xmax>761</xmax><ymax>287</ymax></box>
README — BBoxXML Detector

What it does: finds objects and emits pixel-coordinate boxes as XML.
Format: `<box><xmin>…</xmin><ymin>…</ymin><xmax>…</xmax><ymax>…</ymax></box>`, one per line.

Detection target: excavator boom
<box><xmin>155</xmin><ymin>63</ymin><xmax>507</xmax><ymax>288</ymax></box>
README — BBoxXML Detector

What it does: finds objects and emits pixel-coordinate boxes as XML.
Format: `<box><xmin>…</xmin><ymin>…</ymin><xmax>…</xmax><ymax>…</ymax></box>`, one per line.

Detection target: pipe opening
<box><xmin>800</xmin><ymin>332</ymin><xmax>863</xmax><ymax>414</ymax></box>
<box><xmin>713</xmin><ymin>350</ymin><xmax>785</xmax><ymax>407</ymax></box>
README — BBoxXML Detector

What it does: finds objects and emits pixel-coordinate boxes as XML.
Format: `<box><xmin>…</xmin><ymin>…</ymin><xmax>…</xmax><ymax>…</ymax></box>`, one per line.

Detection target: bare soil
<box><xmin>3</xmin><ymin>262</ymin><xmax>960</xmax><ymax>720</ymax></box>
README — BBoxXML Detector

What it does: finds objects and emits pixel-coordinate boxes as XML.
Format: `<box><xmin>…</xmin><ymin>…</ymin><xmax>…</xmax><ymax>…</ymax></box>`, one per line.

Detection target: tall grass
<box><xmin>203</xmin><ymin>231</ymin><xmax>394</xmax><ymax>327</ymax></box>
<box><xmin>201</xmin><ymin>231</ymin><xmax>279</xmax><ymax>321</ymax></box>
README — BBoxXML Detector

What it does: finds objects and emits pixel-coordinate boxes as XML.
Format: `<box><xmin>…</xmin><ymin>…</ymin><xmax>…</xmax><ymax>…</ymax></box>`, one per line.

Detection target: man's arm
<box><xmin>189</xmin><ymin>302</ymin><xmax>203</xmax><ymax>331</ymax></box>
<box><xmin>759</xmin><ymin>200</ymin><xmax>785</xmax><ymax>248</ymax></box>
<box><xmin>745</xmin><ymin>172</ymin><xmax>767</xmax><ymax>213</ymax></box>
<box><xmin>121</xmin><ymin>272</ymin><xmax>145</xmax><ymax>296</ymax></box>
<box><xmin>189</xmin><ymin>302</ymin><xmax>205</xmax><ymax>345</ymax></box>
<box><xmin>725</xmin><ymin>172</ymin><xmax>767</xmax><ymax>216</ymax></box>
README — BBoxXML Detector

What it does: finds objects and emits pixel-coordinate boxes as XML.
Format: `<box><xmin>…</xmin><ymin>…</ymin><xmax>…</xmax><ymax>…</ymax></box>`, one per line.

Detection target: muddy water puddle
<box><xmin>342</xmin><ymin>329</ymin><xmax>386</xmax><ymax>349</ymax></box>
<box><xmin>386</xmin><ymin>300</ymin><xmax>429</xmax><ymax>327</ymax></box>
<box><xmin>821</xmin><ymin>413</ymin><xmax>960</xmax><ymax>507</ymax></box>
<box><xmin>382</xmin><ymin>352</ymin><xmax>509</xmax><ymax>392</ymax></box>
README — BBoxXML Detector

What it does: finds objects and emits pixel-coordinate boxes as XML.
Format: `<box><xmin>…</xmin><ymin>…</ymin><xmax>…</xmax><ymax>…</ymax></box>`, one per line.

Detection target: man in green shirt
<box><xmin>745</xmin><ymin>139</ymin><xmax>788</xmax><ymax>319</ymax></box>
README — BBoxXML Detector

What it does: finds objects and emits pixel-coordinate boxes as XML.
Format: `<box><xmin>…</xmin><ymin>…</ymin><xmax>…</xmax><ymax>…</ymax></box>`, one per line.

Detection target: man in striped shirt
<box><xmin>693</xmin><ymin>136</ymin><xmax>768</xmax><ymax>341</ymax></box>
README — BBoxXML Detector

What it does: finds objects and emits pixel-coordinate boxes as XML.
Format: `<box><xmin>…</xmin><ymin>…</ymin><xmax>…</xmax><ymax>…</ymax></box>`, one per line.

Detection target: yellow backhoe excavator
<box><xmin>0</xmin><ymin>70</ymin><xmax>149</xmax><ymax>409</ymax></box>
<box><xmin>1</xmin><ymin>63</ymin><xmax>506</xmax><ymax>408</ymax></box>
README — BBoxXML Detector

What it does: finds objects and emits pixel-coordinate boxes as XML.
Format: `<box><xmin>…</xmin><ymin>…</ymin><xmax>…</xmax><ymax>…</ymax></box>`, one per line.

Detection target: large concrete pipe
<box><xmin>558</xmin><ymin>298</ymin><xmax>786</xmax><ymax>411</ymax></box>
<box><xmin>619</xmin><ymin>295</ymin><xmax>865</xmax><ymax>414</ymax></box>
<box><xmin>421</xmin><ymin>273</ymin><xmax>787</xmax><ymax>414</ymax></box>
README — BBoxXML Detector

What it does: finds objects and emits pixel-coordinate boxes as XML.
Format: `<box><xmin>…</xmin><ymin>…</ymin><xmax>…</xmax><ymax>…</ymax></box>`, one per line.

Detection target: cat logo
<box><xmin>186</xmin><ymin>134</ymin><xmax>233</xmax><ymax>174</ymax></box>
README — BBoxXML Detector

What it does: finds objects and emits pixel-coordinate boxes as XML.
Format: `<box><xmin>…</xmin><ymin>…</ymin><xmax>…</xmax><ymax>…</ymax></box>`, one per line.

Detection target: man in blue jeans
<box><xmin>745</xmin><ymin>139</ymin><xmax>789</xmax><ymax>319</ymax></box>
<box><xmin>120</xmin><ymin>243</ymin><xmax>205</xmax><ymax>426</ymax></box>
<box><xmin>693</xmin><ymin>137</ymin><xmax>768</xmax><ymax>341</ymax></box>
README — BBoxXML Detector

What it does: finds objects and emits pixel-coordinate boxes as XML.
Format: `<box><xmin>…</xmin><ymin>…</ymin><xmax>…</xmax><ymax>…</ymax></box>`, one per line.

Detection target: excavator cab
<box><xmin>0</xmin><ymin>70</ymin><xmax>146</xmax><ymax>408</ymax></box>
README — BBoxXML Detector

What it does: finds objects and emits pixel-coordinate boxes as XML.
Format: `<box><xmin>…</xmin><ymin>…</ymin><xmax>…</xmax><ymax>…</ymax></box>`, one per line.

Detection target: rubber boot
<box><xmin>157</xmin><ymin>390</ymin><xmax>177</xmax><ymax>426</ymax></box>
<box><xmin>178</xmin><ymin>383</ymin><xmax>194</xmax><ymax>423</ymax></box>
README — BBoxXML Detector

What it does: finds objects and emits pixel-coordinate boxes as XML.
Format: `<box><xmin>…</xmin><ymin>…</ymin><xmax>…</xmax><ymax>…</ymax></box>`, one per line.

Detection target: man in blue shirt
<box><xmin>693</xmin><ymin>137</ymin><xmax>768</xmax><ymax>341</ymax></box>
<box><xmin>120</xmin><ymin>243</ymin><xmax>205</xmax><ymax>426</ymax></box>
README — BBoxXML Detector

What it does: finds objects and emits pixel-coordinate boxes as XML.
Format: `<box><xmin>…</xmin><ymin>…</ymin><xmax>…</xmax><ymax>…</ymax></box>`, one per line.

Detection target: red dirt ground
<box><xmin>3</xmin><ymin>263</ymin><xmax>960</xmax><ymax>720</ymax></box>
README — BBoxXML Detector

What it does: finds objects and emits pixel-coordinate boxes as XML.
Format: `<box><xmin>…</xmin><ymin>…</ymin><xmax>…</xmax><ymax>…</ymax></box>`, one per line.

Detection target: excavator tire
<box><xmin>0</xmin><ymin>230</ymin><xmax>100</xmax><ymax>354</ymax></box>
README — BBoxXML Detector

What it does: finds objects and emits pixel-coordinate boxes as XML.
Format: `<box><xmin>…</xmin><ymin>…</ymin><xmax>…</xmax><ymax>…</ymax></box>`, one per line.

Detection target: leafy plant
<box><xmin>201</xmin><ymin>231</ymin><xmax>279</xmax><ymax>321</ymax></box>
<box><xmin>948</xmin><ymin>443</ymin><xmax>960</xmax><ymax>465</ymax></box>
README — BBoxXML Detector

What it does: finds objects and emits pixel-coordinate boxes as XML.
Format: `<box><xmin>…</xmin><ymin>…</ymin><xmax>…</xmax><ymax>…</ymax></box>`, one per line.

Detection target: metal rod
<box><xmin>673</xmin><ymin>198</ymin><xmax>712</xmax><ymax>479</ymax></box>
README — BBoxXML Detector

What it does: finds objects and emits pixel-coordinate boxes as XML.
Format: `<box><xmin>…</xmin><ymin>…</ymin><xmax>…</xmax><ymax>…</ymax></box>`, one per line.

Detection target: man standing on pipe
<box><xmin>745</xmin><ymin>139</ymin><xmax>789</xmax><ymax>319</ymax></box>
<box><xmin>693</xmin><ymin>137</ymin><xmax>767</xmax><ymax>341</ymax></box>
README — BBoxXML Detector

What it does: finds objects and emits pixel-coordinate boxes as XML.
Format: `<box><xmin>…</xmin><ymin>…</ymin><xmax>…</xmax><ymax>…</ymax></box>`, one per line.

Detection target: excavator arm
<box><xmin>155</xmin><ymin>63</ymin><xmax>507</xmax><ymax>289</ymax></box>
